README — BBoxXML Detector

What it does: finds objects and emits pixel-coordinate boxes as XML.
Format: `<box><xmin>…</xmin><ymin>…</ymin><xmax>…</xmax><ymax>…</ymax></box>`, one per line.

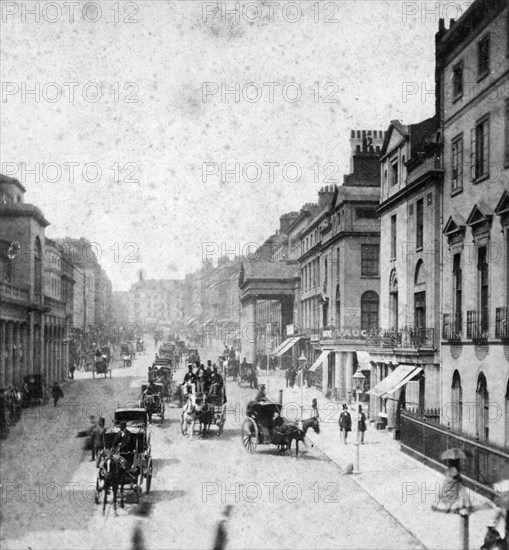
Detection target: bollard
<box><xmin>279</xmin><ymin>389</ymin><xmax>283</xmax><ymax>405</ymax></box>
<box><xmin>459</xmin><ymin>510</ymin><xmax>469</xmax><ymax>550</ymax></box>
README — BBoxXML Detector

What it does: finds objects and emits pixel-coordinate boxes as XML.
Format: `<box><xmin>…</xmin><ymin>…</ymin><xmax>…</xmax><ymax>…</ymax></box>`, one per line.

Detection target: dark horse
<box><xmin>197</xmin><ymin>396</ymin><xmax>214</xmax><ymax>437</ymax></box>
<box><xmin>97</xmin><ymin>451</ymin><xmax>128</xmax><ymax>515</ymax></box>
<box><xmin>276</xmin><ymin>417</ymin><xmax>320</xmax><ymax>458</ymax></box>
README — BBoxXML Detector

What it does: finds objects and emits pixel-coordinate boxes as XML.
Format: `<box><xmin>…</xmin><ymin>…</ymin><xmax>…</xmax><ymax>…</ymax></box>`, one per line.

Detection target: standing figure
<box><xmin>358</xmin><ymin>405</ymin><xmax>367</xmax><ymax>444</ymax></box>
<box><xmin>51</xmin><ymin>382</ymin><xmax>64</xmax><ymax>407</ymax></box>
<box><xmin>311</xmin><ymin>398</ymin><xmax>320</xmax><ymax>420</ymax></box>
<box><xmin>69</xmin><ymin>363</ymin><xmax>76</xmax><ymax>380</ymax></box>
<box><xmin>338</xmin><ymin>404</ymin><xmax>351</xmax><ymax>444</ymax></box>
<box><xmin>92</xmin><ymin>417</ymin><xmax>106</xmax><ymax>464</ymax></box>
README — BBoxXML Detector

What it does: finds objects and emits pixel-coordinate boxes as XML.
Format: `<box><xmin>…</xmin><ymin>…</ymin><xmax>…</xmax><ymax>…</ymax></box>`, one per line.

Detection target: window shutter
<box><xmin>470</xmin><ymin>128</ymin><xmax>476</xmax><ymax>180</ymax></box>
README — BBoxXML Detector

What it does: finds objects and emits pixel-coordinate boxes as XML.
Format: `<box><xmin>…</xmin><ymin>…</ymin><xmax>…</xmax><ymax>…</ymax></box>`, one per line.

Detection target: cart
<box><xmin>21</xmin><ymin>375</ymin><xmax>48</xmax><ymax>406</ymax></box>
<box><xmin>95</xmin><ymin>408</ymin><xmax>153</xmax><ymax>506</ymax></box>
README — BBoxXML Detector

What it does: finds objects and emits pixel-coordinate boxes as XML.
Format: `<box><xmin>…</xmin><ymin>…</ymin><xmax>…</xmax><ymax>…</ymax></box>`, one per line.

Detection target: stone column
<box><xmin>6</xmin><ymin>322</ymin><xmax>14</xmax><ymax>388</ymax></box>
<box><xmin>334</xmin><ymin>351</ymin><xmax>342</xmax><ymax>397</ymax></box>
<box><xmin>344</xmin><ymin>351</ymin><xmax>354</xmax><ymax>405</ymax></box>
<box><xmin>13</xmin><ymin>323</ymin><xmax>21</xmax><ymax>387</ymax></box>
<box><xmin>240</xmin><ymin>296</ymin><xmax>257</xmax><ymax>363</ymax></box>
<box><xmin>0</xmin><ymin>321</ymin><xmax>6</xmax><ymax>388</ymax></box>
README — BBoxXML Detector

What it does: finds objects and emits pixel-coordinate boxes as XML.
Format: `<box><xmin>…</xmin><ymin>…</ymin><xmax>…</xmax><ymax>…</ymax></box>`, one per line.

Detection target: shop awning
<box><xmin>367</xmin><ymin>365</ymin><xmax>422</xmax><ymax>398</ymax></box>
<box><xmin>356</xmin><ymin>351</ymin><xmax>373</xmax><ymax>370</ymax></box>
<box><xmin>308</xmin><ymin>350</ymin><xmax>330</xmax><ymax>372</ymax></box>
<box><xmin>272</xmin><ymin>336</ymin><xmax>301</xmax><ymax>357</ymax></box>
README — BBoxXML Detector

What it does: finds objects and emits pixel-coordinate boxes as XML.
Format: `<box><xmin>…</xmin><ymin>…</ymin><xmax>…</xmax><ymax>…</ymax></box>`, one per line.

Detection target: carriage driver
<box><xmin>143</xmin><ymin>380</ymin><xmax>158</xmax><ymax>398</ymax></box>
<box><xmin>113</xmin><ymin>422</ymin><xmax>134</xmax><ymax>469</ymax></box>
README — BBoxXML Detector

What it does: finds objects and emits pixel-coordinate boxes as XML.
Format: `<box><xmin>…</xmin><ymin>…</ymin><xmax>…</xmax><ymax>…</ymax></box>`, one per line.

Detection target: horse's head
<box><xmin>101</xmin><ymin>451</ymin><xmax>119</xmax><ymax>479</ymax></box>
<box><xmin>303</xmin><ymin>417</ymin><xmax>320</xmax><ymax>434</ymax></box>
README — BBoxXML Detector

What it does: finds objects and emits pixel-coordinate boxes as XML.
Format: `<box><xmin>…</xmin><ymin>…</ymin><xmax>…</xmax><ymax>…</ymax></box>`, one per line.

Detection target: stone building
<box><xmin>436</xmin><ymin>0</ymin><xmax>509</xmax><ymax>448</ymax></box>
<box><xmin>0</xmin><ymin>175</ymin><xmax>70</xmax><ymax>387</ymax></box>
<box><xmin>365</xmin><ymin>117</ymin><xmax>443</xmax><ymax>434</ymax></box>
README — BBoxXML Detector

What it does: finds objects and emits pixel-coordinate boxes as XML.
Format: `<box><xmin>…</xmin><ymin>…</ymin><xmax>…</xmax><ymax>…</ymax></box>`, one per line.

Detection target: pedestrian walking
<box><xmin>338</xmin><ymin>404</ymin><xmax>351</xmax><ymax>444</ymax></box>
<box><xmin>289</xmin><ymin>366</ymin><xmax>296</xmax><ymax>388</ymax></box>
<box><xmin>357</xmin><ymin>405</ymin><xmax>366</xmax><ymax>444</ymax></box>
<box><xmin>69</xmin><ymin>363</ymin><xmax>76</xmax><ymax>380</ymax></box>
<box><xmin>285</xmin><ymin>368</ymin><xmax>290</xmax><ymax>388</ymax></box>
<box><xmin>51</xmin><ymin>382</ymin><xmax>64</xmax><ymax>407</ymax></box>
<box><xmin>92</xmin><ymin>417</ymin><xmax>106</xmax><ymax>464</ymax></box>
<box><xmin>311</xmin><ymin>398</ymin><xmax>320</xmax><ymax>420</ymax></box>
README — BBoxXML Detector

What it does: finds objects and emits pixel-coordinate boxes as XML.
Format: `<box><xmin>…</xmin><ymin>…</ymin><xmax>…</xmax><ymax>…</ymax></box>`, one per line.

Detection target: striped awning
<box><xmin>367</xmin><ymin>365</ymin><xmax>422</xmax><ymax>398</ymax></box>
<box><xmin>308</xmin><ymin>350</ymin><xmax>330</xmax><ymax>373</ymax></box>
<box><xmin>272</xmin><ymin>336</ymin><xmax>301</xmax><ymax>357</ymax></box>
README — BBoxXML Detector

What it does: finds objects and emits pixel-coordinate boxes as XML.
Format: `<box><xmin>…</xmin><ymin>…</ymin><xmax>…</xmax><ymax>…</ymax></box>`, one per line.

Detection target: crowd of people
<box><xmin>182</xmin><ymin>360</ymin><xmax>225</xmax><ymax>400</ymax></box>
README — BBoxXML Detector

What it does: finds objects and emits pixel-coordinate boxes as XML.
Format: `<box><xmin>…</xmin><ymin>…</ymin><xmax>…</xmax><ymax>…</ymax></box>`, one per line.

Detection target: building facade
<box><xmin>366</xmin><ymin>117</ymin><xmax>443</xmax><ymax>433</ymax></box>
<box><xmin>437</xmin><ymin>0</ymin><xmax>509</xmax><ymax>448</ymax></box>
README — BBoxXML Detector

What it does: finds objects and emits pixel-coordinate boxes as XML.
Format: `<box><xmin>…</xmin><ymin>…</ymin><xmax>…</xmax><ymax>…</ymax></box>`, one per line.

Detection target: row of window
<box><xmin>450</xmin><ymin>371</ymin><xmax>509</xmax><ymax>445</ymax></box>
<box><xmin>451</xmin><ymin>33</ymin><xmax>493</xmax><ymax>101</ymax></box>
<box><xmin>452</xmin><ymin>101</ymin><xmax>509</xmax><ymax>193</ymax></box>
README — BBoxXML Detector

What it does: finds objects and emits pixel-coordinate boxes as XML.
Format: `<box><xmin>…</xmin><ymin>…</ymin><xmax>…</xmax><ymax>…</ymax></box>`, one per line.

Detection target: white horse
<box><xmin>181</xmin><ymin>394</ymin><xmax>206</xmax><ymax>440</ymax></box>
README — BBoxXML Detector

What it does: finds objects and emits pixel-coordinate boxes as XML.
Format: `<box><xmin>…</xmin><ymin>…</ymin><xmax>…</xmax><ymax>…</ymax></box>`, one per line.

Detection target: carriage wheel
<box><xmin>145</xmin><ymin>459</ymin><xmax>153</xmax><ymax>494</ymax></box>
<box><xmin>92</xmin><ymin>369</ymin><xmax>95</xmax><ymax>379</ymax></box>
<box><xmin>180</xmin><ymin>414</ymin><xmax>187</xmax><ymax>435</ymax></box>
<box><xmin>242</xmin><ymin>418</ymin><xmax>258</xmax><ymax>453</ymax></box>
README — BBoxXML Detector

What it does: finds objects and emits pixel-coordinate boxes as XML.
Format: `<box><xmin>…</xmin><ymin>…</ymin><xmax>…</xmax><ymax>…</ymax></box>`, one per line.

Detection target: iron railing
<box><xmin>442</xmin><ymin>313</ymin><xmax>462</xmax><ymax>340</ymax></box>
<box><xmin>366</xmin><ymin>326</ymin><xmax>435</xmax><ymax>349</ymax></box>
<box><xmin>466</xmin><ymin>310</ymin><xmax>489</xmax><ymax>340</ymax></box>
<box><xmin>495</xmin><ymin>307</ymin><xmax>509</xmax><ymax>339</ymax></box>
<box><xmin>400</xmin><ymin>412</ymin><xmax>509</xmax><ymax>495</ymax></box>
<box><xmin>0</xmin><ymin>282</ymin><xmax>29</xmax><ymax>302</ymax></box>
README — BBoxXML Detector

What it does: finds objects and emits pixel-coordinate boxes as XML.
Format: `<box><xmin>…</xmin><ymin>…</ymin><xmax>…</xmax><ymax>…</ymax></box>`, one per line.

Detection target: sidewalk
<box><xmin>265</xmin><ymin>369</ymin><xmax>502</xmax><ymax>550</ymax></box>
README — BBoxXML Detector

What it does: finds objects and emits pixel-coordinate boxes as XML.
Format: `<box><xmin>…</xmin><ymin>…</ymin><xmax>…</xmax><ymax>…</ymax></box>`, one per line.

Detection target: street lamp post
<box><xmin>298</xmin><ymin>352</ymin><xmax>307</xmax><ymax>424</ymax></box>
<box><xmin>352</xmin><ymin>366</ymin><xmax>366</xmax><ymax>474</ymax></box>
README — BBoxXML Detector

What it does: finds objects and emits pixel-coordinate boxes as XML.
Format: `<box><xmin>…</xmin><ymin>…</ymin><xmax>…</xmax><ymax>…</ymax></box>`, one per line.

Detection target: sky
<box><xmin>1</xmin><ymin>0</ymin><xmax>456</xmax><ymax>290</ymax></box>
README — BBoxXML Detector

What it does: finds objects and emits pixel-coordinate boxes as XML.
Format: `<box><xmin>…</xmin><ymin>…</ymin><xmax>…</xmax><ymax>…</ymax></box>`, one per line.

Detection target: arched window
<box><xmin>390</xmin><ymin>269</ymin><xmax>398</xmax><ymax>329</ymax></box>
<box><xmin>361</xmin><ymin>291</ymin><xmax>379</xmax><ymax>332</ymax></box>
<box><xmin>414</xmin><ymin>260</ymin><xmax>426</xmax><ymax>332</ymax></box>
<box><xmin>34</xmin><ymin>237</ymin><xmax>42</xmax><ymax>298</ymax></box>
<box><xmin>451</xmin><ymin>371</ymin><xmax>462</xmax><ymax>432</ymax></box>
<box><xmin>414</xmin><ymin>259</ymin><xmax>425</xmax><ymax>285</ymax></box>
<box><xmin>476</xmin><ymin>373</ymin><xmax>489</xmax><ymax>441</ymax></box>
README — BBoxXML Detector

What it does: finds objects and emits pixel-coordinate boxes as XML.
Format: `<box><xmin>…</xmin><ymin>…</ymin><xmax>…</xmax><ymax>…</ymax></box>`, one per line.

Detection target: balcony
<box><xmin>0</xmin><ymin>281</ymin><xmax>30</xmax><ymax>303</ymax></box>
<box><xmin>442</xmin><ymin>313</ymin><xmax>462</xmax><ymax>341</ymax></box>
<box><xmin>495</xmin><ymin>307</ymin><xmax>509</xmax><ymax>340</ymax></box>
<box><xmin>366</xmin><ymin>326</ymin><xmax>435</xmax><ymax>350</ymax></box>
<box><xmin>466</xmin><ymin>310</ymin><xmax>489</xmax><ymax>341</ymax></box>
<box><xmin>44</xmin><ymin>295</ymin><xmax>66</xmax><ymax>313</ymax></box>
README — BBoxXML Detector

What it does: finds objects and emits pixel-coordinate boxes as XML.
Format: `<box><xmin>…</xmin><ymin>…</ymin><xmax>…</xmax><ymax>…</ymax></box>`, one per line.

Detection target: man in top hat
<box><xmin>338</xmin><ymin>404</ymin><xmax>352</xmax><ymax>444</ymax></box>
<box><xmin>113</xmin><ymin>421</ymin><xmax>133</xmax><ymax>467</ymax></box>
<box><xmin>255</xmin><ymin>384</ymin><xmax>268</xmax><ymax>402</ymax></box>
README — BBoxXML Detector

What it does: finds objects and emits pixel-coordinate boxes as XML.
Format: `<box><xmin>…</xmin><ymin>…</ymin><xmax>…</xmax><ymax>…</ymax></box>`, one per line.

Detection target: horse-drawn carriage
<box><xmin>120</xmin><ymin>343</ymin><xmax>134</xmax><ymax>368</ymax></box>
<box><xmin>95</xmin><ymin>408</ymin><xmax>153</xmax><ymax>513</ymax></box>
<box><xmin>139</xmin><ymin>383</ymin><xmax>165</xmax><ymax>422</ymax></box>
<box><xmin>158</xmin><ymin>343</ymin><xmax>175</xmax><ymax>361</ymax></box>
<box><xmin>150</xmin><ymin>361</ymin><xmax>173</xmax><ymax>401</ymax></box>
<box><xmin>241</xmin><ymin>401</ymin><xmax>320</xmax><ymax>457</ymax></box>
<box><xmin>22</xmin><ymin>374</ymin><xmax>48</xmax><ymax>406</ymax></box>
<box><xmin>180</xmin><ymin>389</ymin><xmax>226</xmax><ymax>439</ymax></box>
<box><xmin>187</xmin><ymin>347</ymin><xmax>200</xmax><ymax>365</ymax></box>
<box><xmin>93</xmin><ymin>350</ymin><xmax>111</xmax><ymax>379</ymax></box>
<box><xmin>238</xmin><ymin>362</ymin><xmax>256</xmax><ymax>387</ymax></box>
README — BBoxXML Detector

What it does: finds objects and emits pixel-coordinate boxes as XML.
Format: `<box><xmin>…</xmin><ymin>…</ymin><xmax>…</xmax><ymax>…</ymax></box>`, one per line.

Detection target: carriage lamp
<box><xmin>298</xmin><ymin>352</ymin><xmax>307</xmax><ymax>423</ymax></box>
<box><xmin>352</xmin><ymin>367</ymin><xmax>366</xmax><ymax>474</ymax></box>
